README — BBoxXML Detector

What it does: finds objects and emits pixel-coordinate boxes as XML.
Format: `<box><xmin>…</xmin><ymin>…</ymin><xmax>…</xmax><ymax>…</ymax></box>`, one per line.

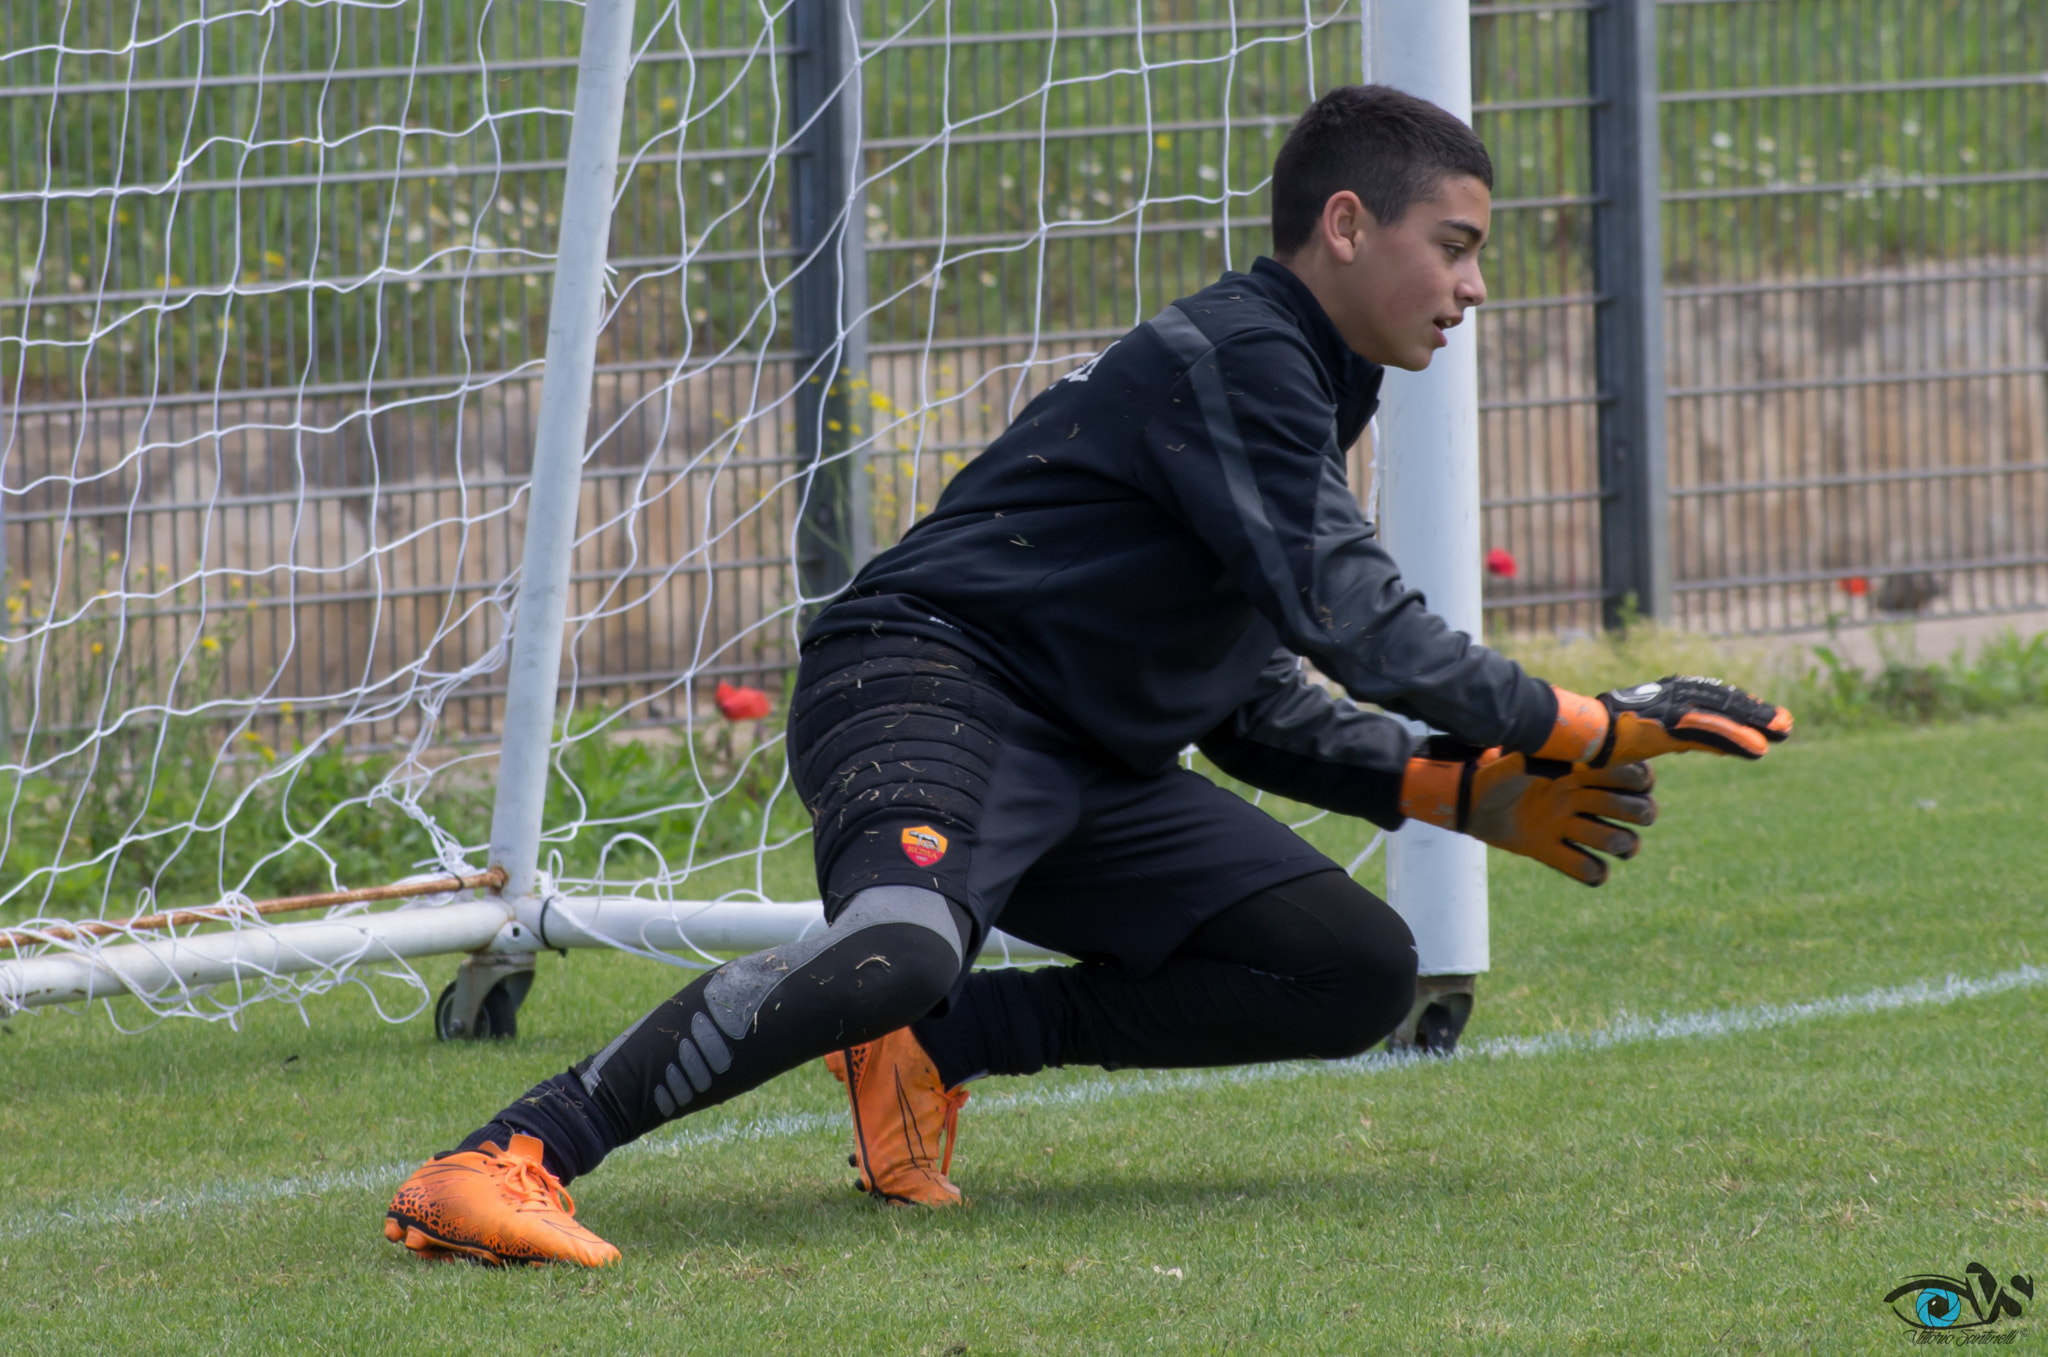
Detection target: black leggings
<box><xmin>462</xmin><ymin>869</ymin><xmax>1414</xmax><ymax>1182</ymax></box>
<box><xmin>915</xmin><ymin>868</ymin><xmax>1417</xmax><ymax>1083</ymax></box>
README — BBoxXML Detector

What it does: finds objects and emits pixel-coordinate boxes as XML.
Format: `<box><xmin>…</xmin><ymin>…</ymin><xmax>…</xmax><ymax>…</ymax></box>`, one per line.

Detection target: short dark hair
<box><xmin>1269</xmin><ymin>85</ymin><xmax>1494</xmax><ymax>255</ymax></box>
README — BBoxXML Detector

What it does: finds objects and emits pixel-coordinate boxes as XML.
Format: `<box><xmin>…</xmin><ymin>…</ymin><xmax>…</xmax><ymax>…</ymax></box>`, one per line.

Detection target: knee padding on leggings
<box><xmin>701</xmin><ymin>884</ymin><xmax>963</xmax><ymax>1040</ymax></box>
<box><xmin>569</xmin><ymin>886</ymin><xmax>967</xmax><ymax>1146</ymax></box>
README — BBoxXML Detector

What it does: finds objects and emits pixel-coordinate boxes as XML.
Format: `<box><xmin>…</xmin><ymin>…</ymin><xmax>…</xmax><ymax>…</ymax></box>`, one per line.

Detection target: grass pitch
<box><xmin>4</xmin><ymin>716</ymin><xmax>2047</xmax><ymax>1354</ymax></box>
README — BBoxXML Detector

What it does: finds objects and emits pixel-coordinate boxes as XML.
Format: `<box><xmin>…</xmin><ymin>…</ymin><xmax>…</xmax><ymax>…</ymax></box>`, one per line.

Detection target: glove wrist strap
<box><xmin>1398</xmin><ymin>757</ymin><xmax>1474</xmax><ymax>832</ymax></box>
<box><xmin>1536</xmin><ymin>686</ymin><xmax>1610</xmax><ymax>764</ymax></box>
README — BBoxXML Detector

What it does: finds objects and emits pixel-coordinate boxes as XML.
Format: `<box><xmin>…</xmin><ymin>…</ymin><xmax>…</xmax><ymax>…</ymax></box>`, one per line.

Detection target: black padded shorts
<box><xmin>786</xmin><ymin>631</ymin><xmax>1338</xmax><ymax>993</ymax></box>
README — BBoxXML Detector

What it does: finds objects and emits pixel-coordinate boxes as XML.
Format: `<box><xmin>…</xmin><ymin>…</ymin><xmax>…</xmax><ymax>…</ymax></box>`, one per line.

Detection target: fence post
<box><xmin>1588</xmin><ymin>0</ymin><xmax>1669</xmax><ymax>626</ymax></box>
<box><xmin>790</xmin><ymin>0</ymin><xmax>872</xmax><ymax>605</ymax></box>
<box><xmin>486</xmin><ymin>0</ymin><xmax>637</xmax><ymax>913</ymax></box>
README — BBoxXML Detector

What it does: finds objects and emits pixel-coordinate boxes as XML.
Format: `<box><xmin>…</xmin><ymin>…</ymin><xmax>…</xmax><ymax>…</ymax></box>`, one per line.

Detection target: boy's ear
<box><xmin>1318</xmin><ymin>190</ymin><xmax>1376</xmax><ymax>264</ymax></box>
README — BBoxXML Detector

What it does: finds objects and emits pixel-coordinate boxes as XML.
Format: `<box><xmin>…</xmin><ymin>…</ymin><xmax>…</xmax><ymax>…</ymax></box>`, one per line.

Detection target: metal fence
<box><xmin>1656</xmin><ymin>0</ymin><xmax>2047</xmax><ymax>635</ymax></box>
<box><xmin>3</xmin><ymin>0</ymin><xmax>2044</xmax><ymax>755</ymax></box>
<box><xmin>1468</xmin><ymin>0</ymin><xmax>1613</xmax><ymax>634</ymax></box>
<box><xmin>1473</xmin><ymin>0</ymin><xmax>2048</xmax><ymax>637</ymax></box>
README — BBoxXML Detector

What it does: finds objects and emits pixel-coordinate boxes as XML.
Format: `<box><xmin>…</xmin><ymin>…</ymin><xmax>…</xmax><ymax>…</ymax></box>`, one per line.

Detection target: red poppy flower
<box><xmin>715</xmin><ymin>680</ymin><xmax>773</xmax><ymax>721</ymax></box>
<box><xmin>1485</xmin><ymin>547</ymin><xmax>1518</xmax><ymax>579</ymax></box>
<box><xmin>1839</xmin><ymin>575</ymin><xmax>1870</xmax><ymax>597</ymax></box>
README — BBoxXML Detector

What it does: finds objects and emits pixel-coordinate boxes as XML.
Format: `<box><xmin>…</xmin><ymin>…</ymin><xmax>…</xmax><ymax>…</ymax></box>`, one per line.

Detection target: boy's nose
<box><xmin>1456</xmin><ymin>267</ymin><xmax>1487</xmax><ymax>309</ymax></box>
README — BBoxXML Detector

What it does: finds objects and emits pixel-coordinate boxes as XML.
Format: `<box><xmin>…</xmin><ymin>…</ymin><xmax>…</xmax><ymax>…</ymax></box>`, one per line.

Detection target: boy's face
<box><xmin>1299</xmin><ymin>175</ymin><xmax>1491</xmax><ymax>371</ymax></box>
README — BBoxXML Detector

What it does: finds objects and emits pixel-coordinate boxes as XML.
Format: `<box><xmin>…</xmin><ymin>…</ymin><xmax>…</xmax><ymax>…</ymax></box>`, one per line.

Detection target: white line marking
<box><xmin>5</xmin><ymin>963</ymin><xmax>2042</xmax><ymax>1243</ymax></box>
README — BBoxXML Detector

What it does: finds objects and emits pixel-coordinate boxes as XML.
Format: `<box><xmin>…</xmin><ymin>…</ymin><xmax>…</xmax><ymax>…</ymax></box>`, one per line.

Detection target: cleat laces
<box><xmin>489</xmin><ymin>1144</ymin><xmax>579</xmax><ymax>1220</ymax></box>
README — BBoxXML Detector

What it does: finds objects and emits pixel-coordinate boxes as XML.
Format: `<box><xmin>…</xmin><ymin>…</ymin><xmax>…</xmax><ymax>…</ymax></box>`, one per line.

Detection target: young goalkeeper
<box><xmin>382</xmin><ymin>84</ymin><xmax>1790</xmax><ymax>1267</ymax></box>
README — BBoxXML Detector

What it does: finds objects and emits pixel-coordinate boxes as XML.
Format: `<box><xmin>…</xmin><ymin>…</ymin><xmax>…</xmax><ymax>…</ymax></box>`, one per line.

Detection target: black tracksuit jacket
<box><xmin>807</xmin><ymin>256</ymin><xmax>1560</xmax><ymax>828</ymax></box>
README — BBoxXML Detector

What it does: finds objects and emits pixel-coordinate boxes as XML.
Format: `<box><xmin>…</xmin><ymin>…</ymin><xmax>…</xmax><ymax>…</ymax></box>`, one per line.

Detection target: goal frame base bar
<box><xmin>0</xmin><ymin>895</ymin><xmax>1062</xmax><ymax>1016</ymax></box>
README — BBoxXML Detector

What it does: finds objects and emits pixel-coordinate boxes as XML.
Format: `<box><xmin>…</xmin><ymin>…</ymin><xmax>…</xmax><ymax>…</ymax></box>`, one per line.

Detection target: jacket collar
<box><xmin>1247</xmin><ymin>256</ymin><xmax>1383</xmax><ymax>447</ymax></box>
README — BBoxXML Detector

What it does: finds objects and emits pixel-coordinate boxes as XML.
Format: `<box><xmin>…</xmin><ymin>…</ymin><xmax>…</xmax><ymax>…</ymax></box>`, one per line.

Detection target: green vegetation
<box><xmin>0</xmin><ymin>542</ymin><xmax>468</xmax><ymax>917</ymax></box>
<box><xmin>0</xmin><ymin>676</ymin><xmax>808</xmax><ymax>922</ymax></box>
<box><xmin>539</xmin><ymin>703</ymin><xmax>812</xmax><ymax>892</ymax></box>
<box><xmin>3</xmin><ymin>712</ymin><xmax>2046</xmax><ymax>1353</ymax></box>
<box><xmin>1798</xmin><ymin>630</ymin><xmax>2048</xmax><ymax>727</ymax></box>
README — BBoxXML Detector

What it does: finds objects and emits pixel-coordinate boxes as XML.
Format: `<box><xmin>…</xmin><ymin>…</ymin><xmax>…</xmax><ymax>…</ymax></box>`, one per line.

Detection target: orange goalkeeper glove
<box><xmin>1536</xmin><ymin>676</ymin><xmax>1794</xmax><ymax>767</ymax></box>
<box><xmin>1399</xmin><ymin>742</ymin><xmax>1658</xmax><ymax>886</ymax></box>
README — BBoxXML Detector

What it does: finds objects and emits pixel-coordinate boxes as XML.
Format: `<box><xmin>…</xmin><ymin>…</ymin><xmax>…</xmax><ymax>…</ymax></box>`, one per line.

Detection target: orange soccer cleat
<box><xmin>825</xmin><ymin>1027</ymin><xmax>970</xmax><ymax>1206</ymax></box>
<box><xmin>382</xmin><ymin>1133</ymin><xmax>621</xmax><ymax>1267</ymax></box>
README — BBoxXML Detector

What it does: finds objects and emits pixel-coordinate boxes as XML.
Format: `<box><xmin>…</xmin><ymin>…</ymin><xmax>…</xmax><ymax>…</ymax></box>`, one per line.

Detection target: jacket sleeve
<box><xmin>1140</xmin><ymin>303</ymin><xmax>1559</xmax><ymax>754</ymax></box>
<box><xmin>1196</xmin><ymin>649</ymin><xmax>1417</xmax><ymax>827</ymax></box>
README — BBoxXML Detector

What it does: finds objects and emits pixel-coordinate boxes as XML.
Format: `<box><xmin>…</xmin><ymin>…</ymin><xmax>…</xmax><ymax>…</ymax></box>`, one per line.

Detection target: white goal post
<box><xmin>1368</xmin><ymin>0</ymin><xmax>1490</xmax><ymax>990</ymax></box>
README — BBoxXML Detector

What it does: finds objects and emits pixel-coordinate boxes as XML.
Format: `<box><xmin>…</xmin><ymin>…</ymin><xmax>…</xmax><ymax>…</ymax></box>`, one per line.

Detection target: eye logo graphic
<box><xmin>1885</xmin><ymin>1263</ymin><xmax>2033</xmax><ymax>1334</ymax></box>
<box><xmin>900</xmin><ymin>825</ymin><xmax>948</xmax><ymax>867</ymax></box>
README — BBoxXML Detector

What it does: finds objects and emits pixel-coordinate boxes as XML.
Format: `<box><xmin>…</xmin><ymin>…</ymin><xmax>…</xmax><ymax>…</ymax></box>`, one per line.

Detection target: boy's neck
<box><xmin>1269</xmin><ymin>250</ymin><xmax>1360</xmax><ymax>356</ymax></box>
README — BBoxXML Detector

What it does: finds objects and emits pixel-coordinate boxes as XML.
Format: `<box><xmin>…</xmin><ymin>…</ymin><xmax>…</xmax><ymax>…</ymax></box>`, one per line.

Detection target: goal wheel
<box><xmin>1412</xmin><ymin>995</ymin><xmax>1472</xmax><ymax>1055</ymax></box>
<box><xmin>1386</xmin><ymin>975</ymin><xmax>1477</xmax><ymax>1056</ymax></box>
<box><xmin>434</xmin><ymin>978</ymin><xmax>521</xmax><ymax>1041</ymax></box>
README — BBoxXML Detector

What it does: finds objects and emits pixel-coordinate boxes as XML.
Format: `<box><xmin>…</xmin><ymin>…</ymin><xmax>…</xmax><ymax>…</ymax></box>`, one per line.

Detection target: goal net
<box><xmin>0</xmin><ymin>0</ymin><xmax>1365</xmax><ymax>1024</ymax></box>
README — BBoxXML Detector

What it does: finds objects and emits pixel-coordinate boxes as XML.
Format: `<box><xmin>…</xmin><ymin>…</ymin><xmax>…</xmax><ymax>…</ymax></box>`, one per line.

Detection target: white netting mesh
<box><xmin>0</xmin><ymin>0</ymin><xmax>1364</xmax><ymax>1022</ymax></box>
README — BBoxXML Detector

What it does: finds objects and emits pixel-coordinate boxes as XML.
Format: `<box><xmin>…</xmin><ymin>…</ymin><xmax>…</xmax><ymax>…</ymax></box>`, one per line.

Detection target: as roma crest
<box><xmin>900</xmin><ymin>825</ymin><xmax>948</xmax><ymax>867</ymax></box>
